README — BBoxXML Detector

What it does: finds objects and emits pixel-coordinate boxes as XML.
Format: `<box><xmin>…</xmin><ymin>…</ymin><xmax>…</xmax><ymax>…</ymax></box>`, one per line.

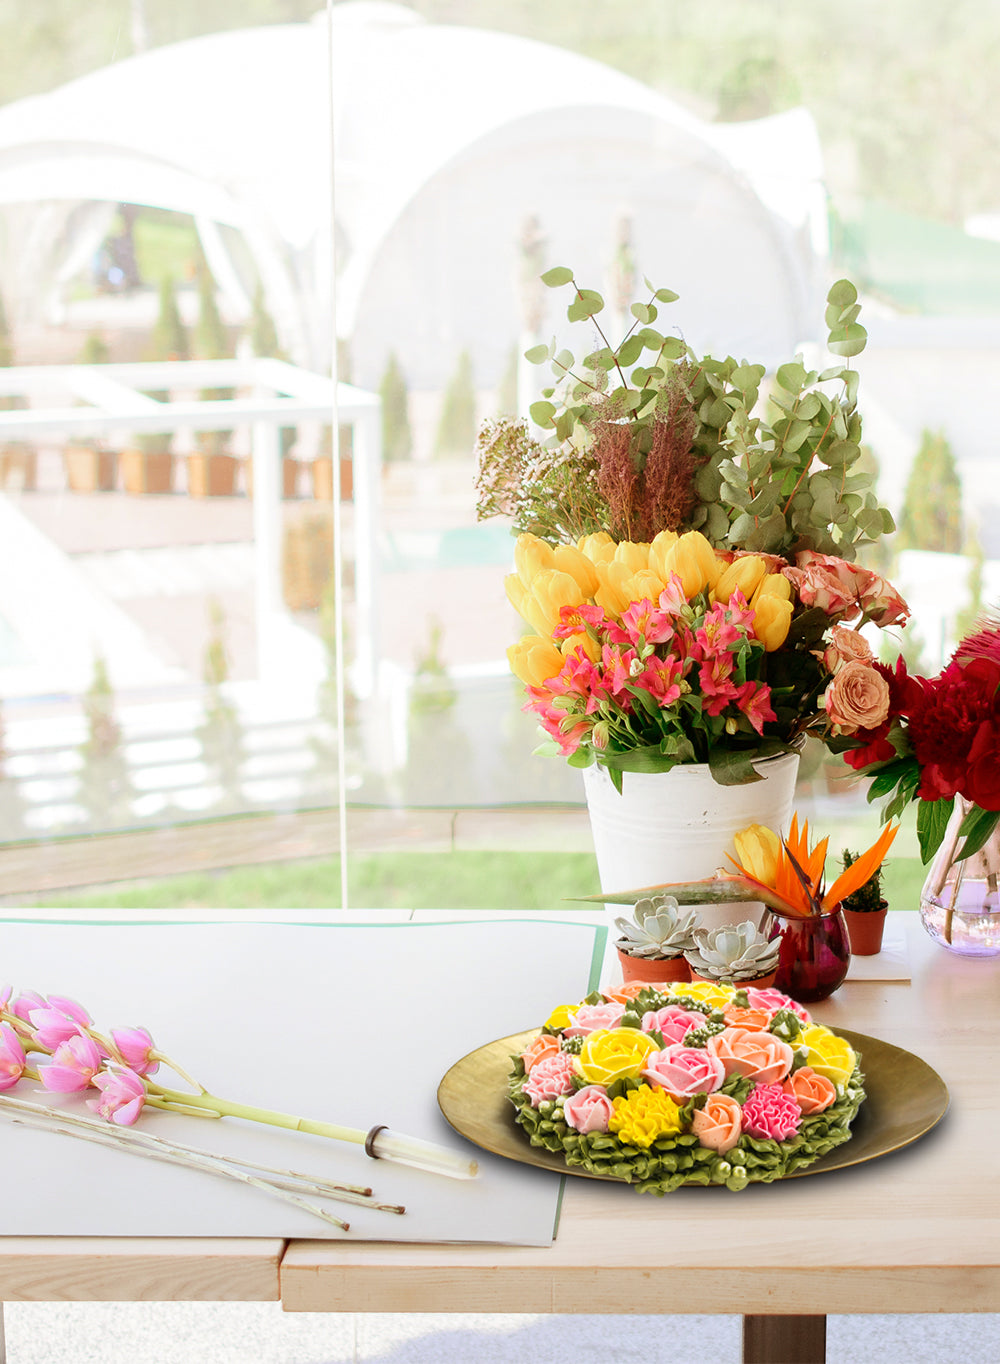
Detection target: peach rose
<box><xmin>782</xmin><ymin>1065</ymin><xmax>837</xmax><ymax>1115</ymax></box>
<box><xmin>690</xmin><ymin>1092</ymin><xmax>743</xmax><ymax>1154</ymax></box>
<box><xmin>783</xmin><ymin>551</ymin><xmax>865</xmax><ymax>619</ymax></box>
<box><xmin>520</xmin><ymin>1034</ymin><xmax>561</xmax><ymax>1072</ymax></box>
<box><xmin>707</xmin><ymin>1027</ymin><xmax>795</xmax><ymax>1086</ymax></box>
<box><xmin>821</xmin><ymin>625</ymin><xmax>873</xmax><ymax>672</ymax></box>
<box><xmin>858</xmin><ymin>573</ymin><xmax>909</xmax><ymax>628</ymax></box>
<box><xmin>824</xmin><ymin>659</ymin><xmax>890</xmax><ymax>734</ymax></box>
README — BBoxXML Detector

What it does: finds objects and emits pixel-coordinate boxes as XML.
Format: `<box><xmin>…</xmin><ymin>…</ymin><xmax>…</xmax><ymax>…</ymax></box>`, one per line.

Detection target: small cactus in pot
<box><xmin>614</xmin><ymin>895</ymin><xmax>701</xmax><ymax>984</ymax></box>
<box><xmin>684</xmin><ymin>921</ymin><xmax>780</xmax><ymax>986</ymax></box>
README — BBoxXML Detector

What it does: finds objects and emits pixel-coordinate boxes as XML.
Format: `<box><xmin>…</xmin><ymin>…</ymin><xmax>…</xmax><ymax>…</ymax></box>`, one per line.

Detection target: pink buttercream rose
<box><xmin>642</xmin><ymin>1043</ymin><xmax>726</xmax><ymax>1099</ymax></box>
<box><xmin>522</xmin><ymin>1052</ymin><xmax>579</xmax><ymax>1106</ymax></box>
<box><xmin>781</xmin><ymin>1065</ymin><xmax>837</xmax><ymax>1115</ymax></box>
<box><xmin>690</xmin><ymin>1092</ymin><xmax>742</xmax><ymax>1153</ymax></box>
<box><xmin>741</xmin><ymin>1082</ymin><xmax>803</xmax><ymax>1140</ymax></box>
<box><xmin>824</xmin><ymin>659</ymin><xmax>890</xmax><ymax>734</ymax></box>
<box><xmin>706</xmin><ymin>1028</ymin><xmax>795</xmax><ymax>1086</ymax></box>
<box><xmin>744</xmin><ymin>987</ymin><xmax>811</xmax><ymax>1023</ymax></box>
<box><xmin>562</xmin><ymin>1084</ymin><xmax>614</xmax><ymax>1134</ymax></box>
<box><xmin>562</xmin><ymin>1002</ymin><xmax>626</xmax><ymax>1037</ymax></box>
<box><xmin>641</xmin><ymin>1005</ymin><xmax>706</xmax><ymax>1044</ymax></box>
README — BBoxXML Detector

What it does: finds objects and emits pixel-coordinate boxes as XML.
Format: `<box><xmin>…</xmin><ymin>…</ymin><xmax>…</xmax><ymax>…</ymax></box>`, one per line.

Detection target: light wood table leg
<box><xmin>0</xmin><ymin>1300</ymin><xmax>6</xmax><ymax>1364</ymax></box>
<box><xmin>743</xmin><ymin>1313</ymin><xmax>826</xmax><ymax>1363</ymax></box>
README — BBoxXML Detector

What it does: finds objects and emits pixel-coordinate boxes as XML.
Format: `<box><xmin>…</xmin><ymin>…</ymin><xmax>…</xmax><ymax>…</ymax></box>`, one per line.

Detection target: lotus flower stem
<box><xmin>147</xmin><ymin>1084</ymin><xmax>479</xmax><ymax>1180</ymax></box>
<box><xmin>0</xmin><ymin>1096</ymin><xmax>360</xmax><ymax>1231</ymax></box>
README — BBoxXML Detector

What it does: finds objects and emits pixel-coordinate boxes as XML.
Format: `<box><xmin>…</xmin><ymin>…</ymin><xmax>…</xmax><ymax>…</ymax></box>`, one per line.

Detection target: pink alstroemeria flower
<box><xmin>37</xmin><ymin>1033</ymin><xmax>104</xmax><ymax>1092</ymax></box>
<box><xmin>736</xmin><ymin>680</ymin><xmax>777</xmax><ymax>735</ymax></box>
<box><xmin>621</xmin><ymin>598</ymin><xmax>674</xmax><ymax>646</ymax></box>
<box><xmin>110</xmin><ymin>1026</ymin><xmax>159</xmax><ymax>1076</ymax></box>
<box><xmin>0</xmin><ymin>1023</ymin><xmax>27</xmax><ymax>1090</ymax></box>
<box><xmin>87</xmin><ymin>1067</ymin><xmax>147</xmax><ymax>1126</ymax></box>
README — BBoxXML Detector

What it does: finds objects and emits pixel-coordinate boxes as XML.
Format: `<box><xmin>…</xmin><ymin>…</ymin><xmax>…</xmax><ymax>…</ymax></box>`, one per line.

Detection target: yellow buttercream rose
<box><xmin>670</xmin><ymin>979</ymin><xmax>734</xmax><ymax>1010</ymax></box>
<box><xmin>799</xmin><ymin>1024</ymin><xmax>857</xmax><ymax>1086</ymax></box>
<box><xmin>609</xmin><ymin>1085</ymin><xmax>684</xmax><ymax>1147</ymax></box>
<box><xmin>577</xmin><ymin>1027</ymin><xmax>658</xmax><ymax>1084</ymax></box>
<box><xmin>545</xmin><ymin>1004</ymin><xmax>579</xmax><ymax>1032</ymax></box>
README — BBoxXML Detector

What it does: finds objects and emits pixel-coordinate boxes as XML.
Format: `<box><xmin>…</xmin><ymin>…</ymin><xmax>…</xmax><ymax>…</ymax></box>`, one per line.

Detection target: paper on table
<box><xmin>0</xmin><ymin>917</ymin><xmax>604</xmax><ymax>1246</ymax></box>
<box><xmin>845</xmin><ymin>921</ymin><xmax>911</xmax><ymax>982</ymax></box>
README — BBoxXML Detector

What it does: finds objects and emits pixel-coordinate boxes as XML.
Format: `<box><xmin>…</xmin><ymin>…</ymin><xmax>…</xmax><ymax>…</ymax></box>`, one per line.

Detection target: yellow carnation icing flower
<box><xmin>609</xmin><ymin>1085</ymin><xmax>684</xmax><ymax>1147</ymax></box>
<box><xmin>545</xmin><ymin>1004</ymin><xmax>578</xmax><ymax>1032</ymax></box>
<box><xmin>799</xmin><ymin>1024</ymin><xmax>857</xmax><ymax>1086</ymax></box>
<box><xmin>577</xmin><ymin>1027</ymin><xmax>658</xmax><ymax>1084</ymax></box>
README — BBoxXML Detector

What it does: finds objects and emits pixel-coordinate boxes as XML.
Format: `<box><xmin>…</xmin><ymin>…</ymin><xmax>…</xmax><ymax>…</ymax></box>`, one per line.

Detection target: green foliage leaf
<box><xmin>583</xmin><ymin>347</ymin><xmax>616</xmax><ymax>371</ymax></box>
<box><xmin>659</xmin><ymin>335</ymin><xmax>686</xmax><ymax>360</ymax></box>
<box><xmin>957</xmin><ymin>806</ymin><xmax>1000</xmax><ymax>860</ymax></box>
<box><xmin>541</xmin><ymin>266</ymin><xmax>574</xmax><ymax>287</ymax></box>
<box><xmin>653</xmin><ymin>287</ymin><xmax>679</xmax><ymax>303</ymax></box>
<box><xmin>631</xmin><ymin>302</ymin><xmax>657</xmax><ymax>324</ymax></box>
<box><xmin>708</xmin><ymin>747</ymin><xmax>765</xmax><ymax>785</ymax></box>
<box><xmin>553</xmin><ymin>349</ymin><xmax>575</xmax><ymax>372</ymax></box>
<box><xmin>775</xmin><ymin>362</ymin><xmax>807</xmax><ymax>394</ymax></box>
<box><xmin>529</xmin><ymin>400</ymin><xmax>556</xmax><ymax>427</ymax></box>
<box><xmin>828</xmin><ymin>322</ymin><xmax>868</xmax><ymax>358</ymax></box>
<box><xmin>821</xmin><ymin>439</ymin><xmax>860</xmax><ymax>469</ymax></box>
<box><xmin>917</xmin><ymin>797</ymin><xmax>955</xmax><ymax>864</ymax></box>
<box><xmin>616</xmin><ymin>335</ymin><xmax>644</xmax><ymax>367</ymax></box>
<box><xmin>567</xmin><ymin>289</ymin><xmax>604</xmax><ymax>322</ymax></box>
<box><xmin>524</xmin><ymin>343</ymin><xmax>550</xmax><ymax>364</ymax></box>
<box><xmin>827</xmin><ymin>279</ymin><xmax>858</xmax><ymax>307</ymax></box>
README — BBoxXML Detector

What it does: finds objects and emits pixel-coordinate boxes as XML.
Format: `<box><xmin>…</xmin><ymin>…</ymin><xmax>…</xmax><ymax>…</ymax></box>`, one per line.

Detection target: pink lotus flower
<box><xmin>110</xmin><ymin>1026</ymin><xmax>159</xmax><ymax>1076</ymax></box>
<box><xmin>29</xmin><ymin>1007</ymin><xmax>87</xmax><ymax>1050</ymax></box>
<box><xmin>87</xmin><ymin>1068</ymin><xmax>147</xmax><ymax>1126</ymax></box>
<box><xmin>37</xmin><ymin>1033</ymin><xmax>104</xmax><ymax>1092</ymax></box>
<box><xmin>0</xmin><ymin>1023</ymin><xmax>27</xmax><ymax>1090</ymax></box>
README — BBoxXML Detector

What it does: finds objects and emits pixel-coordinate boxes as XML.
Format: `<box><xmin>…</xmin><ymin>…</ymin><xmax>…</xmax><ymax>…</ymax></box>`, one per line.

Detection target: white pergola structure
<box><xmin>0</xmin><ymin>358</ymin><xmax>381</xmax><ymax>693</ymax></box>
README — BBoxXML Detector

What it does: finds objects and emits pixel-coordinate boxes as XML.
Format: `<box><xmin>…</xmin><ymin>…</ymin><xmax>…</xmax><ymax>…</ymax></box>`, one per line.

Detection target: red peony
<box><xmin>906</xmin><ymin>657</ymin><xmax>1000</xmax><ymax>808</ymax></box>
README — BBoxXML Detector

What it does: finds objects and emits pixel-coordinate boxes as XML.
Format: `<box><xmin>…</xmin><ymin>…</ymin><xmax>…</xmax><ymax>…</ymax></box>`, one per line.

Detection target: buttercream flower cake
<box><xmin>508</xmin><ymin>979</ymin><xmax>864</xmax><ymax>1193</ymax></box>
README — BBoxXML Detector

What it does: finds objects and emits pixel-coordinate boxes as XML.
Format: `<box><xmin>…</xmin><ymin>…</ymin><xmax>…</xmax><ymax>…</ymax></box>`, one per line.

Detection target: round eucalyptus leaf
<box><xmin>541</xmin><ymin>266</ymin><xmax>574</xmax><ymax>287</ymax></box>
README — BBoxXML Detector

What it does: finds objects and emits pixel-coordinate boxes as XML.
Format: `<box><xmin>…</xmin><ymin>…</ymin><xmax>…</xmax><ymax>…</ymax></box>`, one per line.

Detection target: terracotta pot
<box><xmin>64</xmin><ymin>445</ymin><xmax>117</xmax><ymax>492</ymax></box>
<box><xmin>120</xmin><ymin>448</ymin><xmax>174</xmax><ymax>495</ymax></box>
<box><xmin>689</xmin><ymin>968</ymin><xmax>778</xmax><ymax>990</ymax></box>
<box><xmin>616</xmin><ymin>948</ymin><xmax>690</xmax><ymax>986</ymax></box>
<box><xmin>311</xmin><ymin>454</ymin><xmax>354</xmax><ymax>502</ymax></box>
<box><xmin>1</xmin><ymin>443</ymin><xmax>37</xmax><ymax>491</ymax></box>
<box><xmin>843</xmin><ymin>906</ymin><xmax>888</xmax><ymax>956</ymax></box>
<box><xmin>244</xmin><ymin>457</ymin><xmax>302</xmax><ymax>499</ymax></box>
<box><xmin>187</xmin><ymin>451</ymin><xmax>239</xmax><ymax>497</ymax></box>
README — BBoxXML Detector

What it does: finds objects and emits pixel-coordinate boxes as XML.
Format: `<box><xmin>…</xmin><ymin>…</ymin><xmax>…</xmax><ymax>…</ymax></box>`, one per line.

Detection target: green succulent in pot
<box><xmin>839</xmin><ymin>848</ymin><xmax>888</xmax><ymax>913</ymax></box>
<box><xmin>614</xmin><ymin>894</ymin><xmax>700</xmax><ymax>960</ymax></box>
<box><xmin>683</xmin><ymin>921</ymin><xmax>780</xmax><ymax>984</ymax></box>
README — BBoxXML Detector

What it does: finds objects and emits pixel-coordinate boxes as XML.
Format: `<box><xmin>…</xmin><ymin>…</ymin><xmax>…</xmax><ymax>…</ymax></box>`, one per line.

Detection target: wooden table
<box><xmin>1</xmin><ymin>913</ymin><xmax>997</xmax><ymax>1364</ymax></box>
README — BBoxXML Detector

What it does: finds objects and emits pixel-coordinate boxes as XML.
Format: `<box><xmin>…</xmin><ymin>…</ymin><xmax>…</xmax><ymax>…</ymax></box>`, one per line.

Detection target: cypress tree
<box><xmin>379</xmin><ymin>351</ymin><xmax>412</xmax><ymax>462</ymax></box>
<box><xmin>434</xmin><ymin>350</ymin><xmax>476</xmax><ymax>458</ymax></box>
<box><xmin>150</xmin><ymin>275</ymin><xmax>189</xmax><ymax>362</ymax></box>
<box><xmin>897</xmin><ymin>428</ymin><xmax>964</xmax><ymax>553</ymax></box>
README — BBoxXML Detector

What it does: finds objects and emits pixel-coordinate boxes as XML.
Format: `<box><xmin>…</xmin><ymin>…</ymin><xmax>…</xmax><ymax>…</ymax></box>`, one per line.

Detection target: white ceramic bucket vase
<box><xmin>583</xmin><ymin>752</ymin><xmax>800</xmax><ymax>938</ymax></box>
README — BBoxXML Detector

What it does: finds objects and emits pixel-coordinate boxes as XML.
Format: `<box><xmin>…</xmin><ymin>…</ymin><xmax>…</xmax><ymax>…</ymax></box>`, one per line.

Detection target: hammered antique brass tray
<box><xmin>438</xmin><ymin>1027</ymin><xmax>948</xmax><ymax>1183</ymax></box>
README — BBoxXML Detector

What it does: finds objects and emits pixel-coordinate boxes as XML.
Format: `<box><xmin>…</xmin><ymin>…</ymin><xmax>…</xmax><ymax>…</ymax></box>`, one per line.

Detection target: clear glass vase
<box><xmin>919</xmin><ymin>797</ymin><xmax>1000</xmax><ymax>957</ymax></box>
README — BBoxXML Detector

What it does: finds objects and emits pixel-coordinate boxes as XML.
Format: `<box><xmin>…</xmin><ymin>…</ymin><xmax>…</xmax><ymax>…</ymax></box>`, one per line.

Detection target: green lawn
<box><xmin>22</xmin><ymin>847</ymin><xmax>927</xmax><ymax>914</ymax></box>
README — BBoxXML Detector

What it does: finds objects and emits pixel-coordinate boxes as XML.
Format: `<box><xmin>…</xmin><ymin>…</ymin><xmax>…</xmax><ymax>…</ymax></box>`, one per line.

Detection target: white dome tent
<box><xmin>0</xmin><ymin>3</ymin><xmax>828</xmax><ymax>388</ymax></box>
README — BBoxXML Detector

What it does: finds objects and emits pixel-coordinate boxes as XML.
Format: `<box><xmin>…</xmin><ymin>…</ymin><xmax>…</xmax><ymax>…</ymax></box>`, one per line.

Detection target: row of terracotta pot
<box><xmin>45</xmin><ymin>445</ymin><xmax>354</xmax><ymax>499</ymax></box>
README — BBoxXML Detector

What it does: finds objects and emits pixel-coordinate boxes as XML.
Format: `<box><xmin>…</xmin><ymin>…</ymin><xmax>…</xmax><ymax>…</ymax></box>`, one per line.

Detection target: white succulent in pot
<box><xmin>683</xmin><ymin>921</ymin><xmax>780</xmax><ymax>983</ymax></box>
<box><xmin>614</xmin><ymin>895</ymin><xmax>701</xmax><ymax>960</ymax></box>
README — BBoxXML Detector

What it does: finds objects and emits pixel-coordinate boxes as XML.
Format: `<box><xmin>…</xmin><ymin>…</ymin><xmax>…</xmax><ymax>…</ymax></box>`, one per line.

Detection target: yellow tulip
<box><xmin>614</xmin><ymin>540</ymin><xmax>650</xmax><ymax>573</ymax></box>
<box><xmin>661</xmin><ymin>531</ymin><xmax>720</xmax><ymax>597</ymax></box>
<box><xmin>649</xmin><ymin>529</ymin><xmax>679</xmax><ymax>579</ymax></box>
<box><xmin>752</xmin><ymin>572</ymin><xmax>793</xmax><ymax>604</ymax></box>
<box><xmin>627</xmin><ymin>568</ymin><xmax>667</xmax><ymax>602</ymax></box>
<box><xmin>507</xmin><ymin>635</ymin><xmax>565</xmax><ymax>688</ymax></box>
<box><xmin>733</xmin><ymin>823</ymin><xmax>782</xmax><ymax>888</ymax></box>
<box><xmin>529</xmin><ymin>568</ymin><xmax>586</xmax><ymax>632</ymax></box>
<box><xmin>560</xmin><ymin>630</ymin><xmax>601</xmax><ymax>662</ymax></box>
<box><xmin>751</xmin><ymin>595</ymin><xmax>794</xmax><ymax>651</ymax></box>
<box><xmin>713</xmin><ymin>555</ymin><xmax>768</xmax><ymax>606</ymax></box>
<box><xmin>577</xmin><ymin>531</ymin><xmax>617</xmax><ymax>566</ymax></box>
<box><xmin>504</xmin><ymin>573</ymin><xmax>531</xmax><ymax>619</ymax></box>
<box><xmin>593</xmin><ymin>560</ymin><xmax>633</xmax><ymax>616</ymax></box>
<box><xmin>514</xmin><ymin>533</ymin><xmax>555</xmax><ymax>589</ymax></box>
<box><xmin>552</xmin><ymin>543</ymin><xmax>600</xmax><ymax>598</ymax></box>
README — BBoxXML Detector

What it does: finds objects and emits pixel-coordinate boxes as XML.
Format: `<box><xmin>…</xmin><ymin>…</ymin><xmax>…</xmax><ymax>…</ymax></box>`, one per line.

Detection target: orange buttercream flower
<box><xmin>722</xmin><ymin>1005</ymin><xmax>772</xmax><ymax>1031</ymax></box>
<box><xmin>520</xmin><ymin>1033</ymin><xmax>561</xmax><ymax>1072</ymax></box>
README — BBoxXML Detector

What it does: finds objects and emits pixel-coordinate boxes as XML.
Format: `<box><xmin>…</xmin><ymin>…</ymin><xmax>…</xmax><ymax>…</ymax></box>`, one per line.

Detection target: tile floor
<box><xmin>3</xmin><ymin>1305</ymin><xmax>999</xmax><ymax>1364</ymax></box>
